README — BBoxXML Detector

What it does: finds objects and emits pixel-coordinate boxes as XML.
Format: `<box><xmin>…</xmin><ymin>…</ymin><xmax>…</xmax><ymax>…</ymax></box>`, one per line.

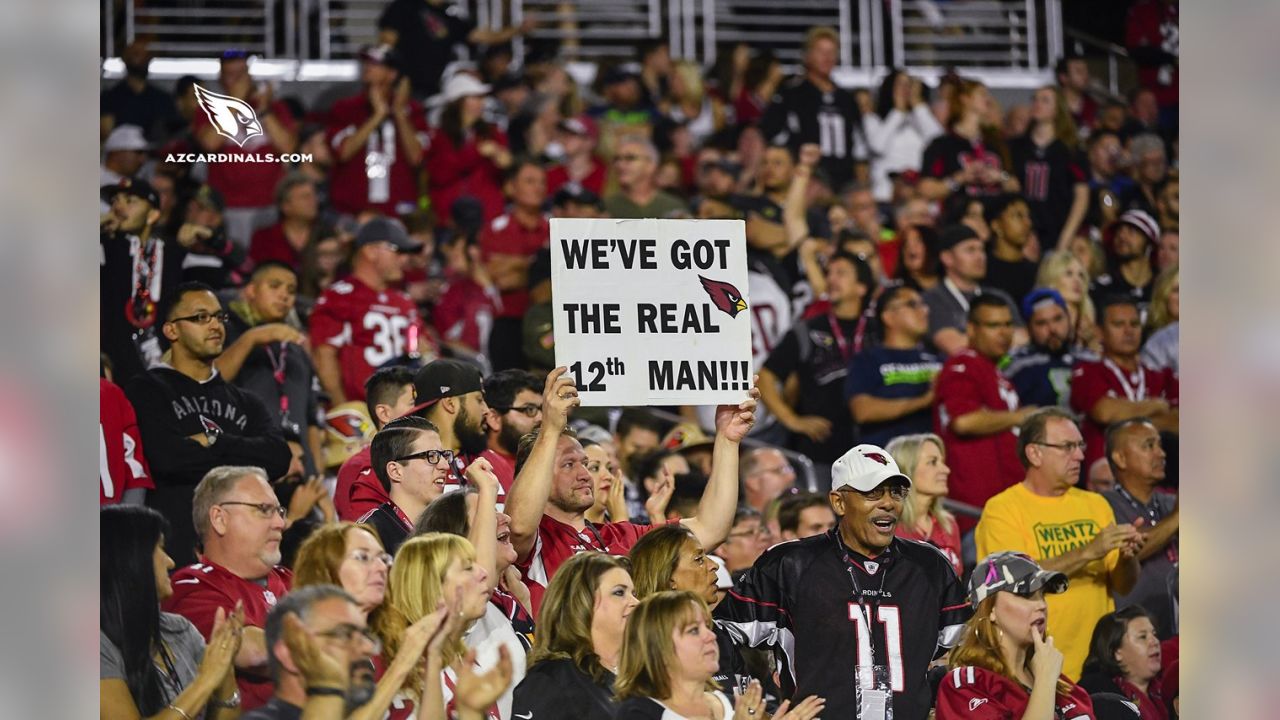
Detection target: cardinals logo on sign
<box><xmin>193</xmin><ymin>84</ymin><xmax>264</xmax><ymax>147</ymax></box>
<box><xmin>698</xmin><ymin>276</ymin><xmax>748</xmax><ymax>318</ymax></box>
<box><xmin>862</xmin><ymin>451</ymin><xmax>890</xmax><ymax>465</ymax></box>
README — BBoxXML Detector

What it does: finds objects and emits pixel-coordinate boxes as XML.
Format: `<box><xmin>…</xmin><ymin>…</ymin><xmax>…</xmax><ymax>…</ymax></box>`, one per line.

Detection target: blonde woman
<box><xmin>887</xmin><ymin>433</ymin><xmax>962</xmax><ymax>576</ymax></box>
<box><xmin>936</xmin><ymin>552</ymin><xmax>1096</xmax><ymax>719</ymax></box>
<box><xmin>614</xmin><ymin>591</ymin><xmax>824</xmax><ymax>720</ymax></box>
<box><xmin>664</xmin><ymin>61</ymin><xmax>726</xmax><ymax>148</ymax></box>
<box><xmin>372</xmin><ymin>533</ymin><xmax>496</xmax><ymax>720</ymax></box>
<box><xmin>1035</xmin><ymin>250</ymin><xmax>1100</xmax><ymax>351</ymax></box>
<box><xmin>1141</xmin><ymin>265</ymin><xmax>1179</xmax><ymax>372</ymax></box>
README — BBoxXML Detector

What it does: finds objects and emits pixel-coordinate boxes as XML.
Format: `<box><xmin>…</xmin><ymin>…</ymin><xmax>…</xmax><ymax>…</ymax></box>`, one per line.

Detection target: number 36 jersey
<box><xmin>310</xmin><ymin>277</ymin><xmax>423</xmax><ymax>402</ymax></box>
<box><xmin>716</xmin><ymin>532</ymin><xmax>971</xmax><ymax>720</ymax></box>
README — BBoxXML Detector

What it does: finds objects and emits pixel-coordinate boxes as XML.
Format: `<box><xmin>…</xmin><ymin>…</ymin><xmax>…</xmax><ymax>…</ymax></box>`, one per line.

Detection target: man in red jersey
<box><xmin>310</xmin><ymin>217</ymin><xmax>429</xmax><ymax>405</ymax></box>
<box><xmin>326</xmin><ymin>45</ymin><xmax>428</xmax><ymax>217</ymax></box>
<box><xmin>544</xmin><ymin>116</ymin><xmax>606</xmax><ymax>197</ymax></box>
<box><xmin>163</xmin><ymin>465</ymin><xmax>293</xmax><ymax>712</ymax></box>
<box><xmin>934</xmin><ymin>294</ymin><xmax>1039</xmax><ymax>532</ymax></box>
<box><xmin>507</xmin><ymin>368</ymin><xmax>757</xmax><ymax>615</ymax></box>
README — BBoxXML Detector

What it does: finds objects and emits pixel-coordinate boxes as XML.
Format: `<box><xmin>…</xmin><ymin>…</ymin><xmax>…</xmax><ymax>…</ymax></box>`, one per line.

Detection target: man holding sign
<box><xmin>507</xmin><ymin>367</ymin><xmax>758</xmax><ymax>616</ymax></box>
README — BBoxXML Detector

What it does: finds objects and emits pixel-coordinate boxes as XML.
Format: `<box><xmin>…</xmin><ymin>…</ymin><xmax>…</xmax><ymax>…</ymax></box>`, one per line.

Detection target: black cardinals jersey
<box><xmin>760</xmin><ymin>76</ymin><xmax>866</xmax><ymax>192</ymax></box>
<box><xmin>716</xmin><ymin>531</ymin><xmax>971</xmax><ymax>720</ymax></box>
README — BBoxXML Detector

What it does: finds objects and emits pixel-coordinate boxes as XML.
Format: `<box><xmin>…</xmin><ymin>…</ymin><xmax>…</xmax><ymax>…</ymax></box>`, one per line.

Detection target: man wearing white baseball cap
<box><xmin>717</xmin><ymin>443</ymin><xmax>972</xmax><ymax>720</ymax></box>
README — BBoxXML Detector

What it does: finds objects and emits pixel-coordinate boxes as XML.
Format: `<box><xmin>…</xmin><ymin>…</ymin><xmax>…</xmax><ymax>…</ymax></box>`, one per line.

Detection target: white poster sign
<box><xmin>551</xmin><ymin>218</ymin><xmax>754</xmax><ymax>406</ymax></box>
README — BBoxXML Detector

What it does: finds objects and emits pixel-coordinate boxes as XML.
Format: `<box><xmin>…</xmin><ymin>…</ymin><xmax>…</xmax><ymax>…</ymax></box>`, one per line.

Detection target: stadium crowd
<box><xmin>100</xmin><ymin>3</ymin><xmax>1179</xmax><ymax>718</ymax></box>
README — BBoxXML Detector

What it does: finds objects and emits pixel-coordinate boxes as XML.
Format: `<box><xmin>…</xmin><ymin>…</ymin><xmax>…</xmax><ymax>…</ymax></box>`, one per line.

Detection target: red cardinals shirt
<box><xmin>310</xmin><ymin>277</ymin><xmax>424</xmax><ymax>402</ymax></box>
<box><xmin>432</xmin><ymin>270</ymin><xmax>499</xmax><ymax>356</ymax></box>
<box><xmin>247</xmin><ymin>223</ymin><xmax>303</xmax><ymax>271</ymax></box>
<box><xmin>162</xmin><ymin>560</ymin><xmax>293</xmax><ymax>712</ymax></box>
<box><xmin>326</xmin><ymin>94</ymin><xmax>430</xmax><ymax>216</ymax></box>
<box><xmin>1070</xmin><ymin>358</ymin><xmax>1178</xmax><ymax>473</ymax></box>
<box><xmin>423</xmin><ymin>127</ymin><xmax>508</xmax><ymax>227</ymax></box>
<box><xmin>193</xmin><ymin>97</ymin><xmax>296</xmax><ymax>208</ymax></box>
<box><xmin>544</xmin><ymin>157</ymin><xmax>608</xmax><ymax>197</ymax></box>
<box><xmin>99</xmin><ymin>378</ymin><xmax>153</xmax><ymax>504</ymax></box>
<box><xmin>517</xmin><ymin>516</ymin><xmax>654</xmax><ymax>617</ymax></box>
<box><xmin>896</xmin><ymin>519</ymin><xmax>963</xmax><ymax>577</ymax></box>
<box><xmin>934</xmin><ymin>349</ymin><xmax>1025</xmax><ymax>530</ymax></box>
<box><xmin>478</xmin><ymin>212</ymin><xmax>550</xmax><ymax>320</ymax></box>
<box><xmin>935</xmin><ymin>665</ymin><xmax>1095</xmax><ymax>720</ymax></box>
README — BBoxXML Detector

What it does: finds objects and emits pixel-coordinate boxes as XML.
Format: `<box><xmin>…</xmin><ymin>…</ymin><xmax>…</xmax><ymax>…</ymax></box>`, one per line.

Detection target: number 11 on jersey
<box><xmin>847</xmin><ymin>603</ymin><xmax>905</xmax><ymax>692</ymax></box>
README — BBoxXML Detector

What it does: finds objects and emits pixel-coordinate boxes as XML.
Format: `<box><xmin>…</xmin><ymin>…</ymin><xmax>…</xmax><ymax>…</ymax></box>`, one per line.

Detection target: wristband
<box><xmin>167</xmin><ymin>705</ymin><xmax>194</xmax><ymax>720</ymax></box>
<box><xmin>307</xmin><ymin>686</ymin><xmax>347</xmax><ymax>697</ymax></box>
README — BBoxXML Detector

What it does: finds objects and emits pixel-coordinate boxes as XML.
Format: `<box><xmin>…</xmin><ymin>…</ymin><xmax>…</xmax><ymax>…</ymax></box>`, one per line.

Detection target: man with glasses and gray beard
<box><xmin>245</xmin><ymin>585</ymin><xmax>380</xmax><ymax>719</ymax></box>
<box><xmin>163</xmin><ymin>466</ymin><xmax>295</xmax><ymax>712</ymax></box>
<box><xmin>125</xmin><ymin>282</ymin><xmax>292</xmax><ymax>567</ymax></box>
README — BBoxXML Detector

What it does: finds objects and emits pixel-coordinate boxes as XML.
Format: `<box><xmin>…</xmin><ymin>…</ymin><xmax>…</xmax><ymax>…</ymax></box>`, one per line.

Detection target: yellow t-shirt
<box><xmin>975</xmin><ymin>483</ymin><xmax>1120</xmax><ymax>680</ymax></box>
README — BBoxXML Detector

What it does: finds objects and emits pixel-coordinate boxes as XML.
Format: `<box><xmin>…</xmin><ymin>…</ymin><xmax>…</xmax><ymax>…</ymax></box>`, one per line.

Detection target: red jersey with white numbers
<box><xmin>310</xmin><ymin>277</ymin><xmax>424</xmax><ymax>402</ymax></box>
<box><xmin>162</xmin><ymin>560</ymin><xmax>293</xmax><ymax>712</ymax></box>
<box><xmin>99</xmin><ymin>378</ymin><xmax>153</xmax><ymax>504</ymax></box>
<box><xmin>936</xmin><ymin>665</ymin><xmax>1095</xmax><ymax>720</ymax></box>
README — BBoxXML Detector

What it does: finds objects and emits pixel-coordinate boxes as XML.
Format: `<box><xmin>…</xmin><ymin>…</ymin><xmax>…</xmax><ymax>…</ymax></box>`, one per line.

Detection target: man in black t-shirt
<box><xmin>759</xmin><ymin>252</ymin><xmax>873</xmax><ymax>471</ymax></box>
<box><xmin>377</xmin><ymin>0</ymin><xmax>531</xmax><ymax>98</ymax></box>
<box><xmin>982</xmin><ymin>194</ymin><xmax>1039</xmax><ymax>307</ymax></box>
<box><xmin>759</xmin><ymin>27</ymin><xmax>864</xmax><ymax>192</ymax></box>
<box><xmin>846</xmin><ymin>286</ymin><xmax>941</xmax><ymax>447</ymax></box>
<box><xmin>718</xmin><ymin>444</ymin><xmax>970</xmax><ymax>720</ymax></box>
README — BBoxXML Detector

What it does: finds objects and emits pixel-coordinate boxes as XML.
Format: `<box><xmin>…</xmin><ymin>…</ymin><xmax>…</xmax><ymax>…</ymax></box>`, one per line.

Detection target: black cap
<box><xmin>938</xmin><ymin>224</ymin><xmax>981</xmax><ymax>252</ymax></box>
<box><xmin>407</xmin><ymin>359</ymin><xmax>485</xmax><ymax>416</ymax></box>
<box><xmin>552</xmin><ymin>182</ymin><xmax>603</xmax><ymax>209</ymax></box>
<box><xmin>451</xmin><ymin>197</ymin><xmax>486</xmax><ymax>237</ymax></box>
<box><xmin>355</xmin><ymin>217</ymin><xmax>422</xmax><ymax>252</ymax></box>
<box><xmin>101</xmin><ymin>177</ymin><xmax>160</xmax><ymax>208</ymax></box>
<box><xmin>191</xmin><ymin>184</ymin><xmax>226</xmax><ymax>213</ymax></box>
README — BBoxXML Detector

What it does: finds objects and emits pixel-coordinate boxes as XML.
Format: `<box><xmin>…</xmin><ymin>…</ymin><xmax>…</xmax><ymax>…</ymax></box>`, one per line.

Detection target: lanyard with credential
<box><xmin>833</xmin><ymin>531</ymin><xmax>891</xmax><ymax>667</ymax></box>
<box><xmin>1103</xmin><ymin>357</ymin><xmax>1147</xmax><ymax>401</ymax></box>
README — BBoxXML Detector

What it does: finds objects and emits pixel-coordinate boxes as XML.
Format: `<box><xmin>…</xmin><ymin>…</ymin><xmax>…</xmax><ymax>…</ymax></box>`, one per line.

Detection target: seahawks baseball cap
<box><xmin>101</xmin><ymin>177</ymin><xmax>160</xmax><ymax>208</ymax></box>
<box><xmin>407</xmin><ymin>358</ymin><xmax>485</xmax><ymax>416</ymax></box>
<box><xmin>355</xmin><ymin>217</ymin><xmax>423</xmax><ymax>253</ymax></box>
<box><xmin>830</xmin><ymin>444</ymin><xmax>911</xmax><ymax>493</ymax></box>
<box><xmin>968</xmin><ymin>551</ymin><xmax>1068</xmax><ymax>606</ymax></box>
<box><xmin>1021</xmin><ymin>287</ymin><xmax>1067</xmax><ymax>321</ymax></box>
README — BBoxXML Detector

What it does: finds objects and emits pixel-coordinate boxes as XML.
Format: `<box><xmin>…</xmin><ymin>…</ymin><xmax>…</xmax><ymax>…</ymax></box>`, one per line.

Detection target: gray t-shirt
<box><xmin>101</xmin><ymin>612</ymin><xmax>207</xmax><ymax>713</ymax></box>
<box><xmin>921</xmin><ymin>281</ymin><xmax>1022</xmax><ymax>350</ymax></box>
<box><xmin>1103</xmin><ymin>487</ymin><xmax>1178</xmax><ymax>637</ymax></box>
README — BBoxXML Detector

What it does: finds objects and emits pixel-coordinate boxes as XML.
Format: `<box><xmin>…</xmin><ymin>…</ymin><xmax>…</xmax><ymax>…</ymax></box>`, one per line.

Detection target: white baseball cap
<box><xmin>103</xmin><ymin>124</ymin><xmax>151</xmax><ymax>153</ymax></box>
<box><xmin>830</xmin><ymin>444</ymin><xmax>912</xmax><ymax>493</ymax></box>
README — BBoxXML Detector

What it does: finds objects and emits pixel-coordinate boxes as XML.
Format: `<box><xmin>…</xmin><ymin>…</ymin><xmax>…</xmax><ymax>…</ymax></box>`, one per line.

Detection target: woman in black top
<box><xmin>511</xmin><ymin>553</ymin><xmax>638</xmax><ymax>720</ymax></box>
<box><xmin>920</xmin><ymin>79</ymin><xmax>1020</xmax><ymax>202</ymax></box>
<box><xmin>1010</xmin><ymin>86</ymin><xmax>1090</xmax><ymax>250</ymax></box>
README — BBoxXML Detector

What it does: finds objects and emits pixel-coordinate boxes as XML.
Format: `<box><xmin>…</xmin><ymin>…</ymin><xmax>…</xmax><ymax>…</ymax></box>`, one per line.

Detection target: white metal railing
<box><xmin>1064</xmin><ymin>27</ymin><xmax>1131</xmax><ymax>99</ymax></box>
<box><xmin>104</xmin><ymin>0</ymin><xmax>1064</xmax><ymax>71</ymax></box>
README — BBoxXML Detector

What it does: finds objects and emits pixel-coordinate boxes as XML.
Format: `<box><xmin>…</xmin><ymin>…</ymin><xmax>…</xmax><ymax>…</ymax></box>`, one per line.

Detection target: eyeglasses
<box><xmin>315</xmin><ymin>624</ymin><xmax>382</xmax><ymax>653</ymax></box>
<box><xmin>395</xmin><ymin>449</ymin><xmax>455</xmax><ymax>466</ymax></box>
<box><xmin>839</xmin><ymin>485</ymin><xmax>910</xmax><ymax>501</ymax></box>
<box><xmin>494</xmin><ymin>404</ymin><xmax>542</xmax><ymax>418</ymax></box>
<box><xmin>217</xmin><ymin>501</ymin><xmax>287</xmax><ymax>519</ymax></box>
<box><xmin>1033</xmin><ymin>441</ymin><xmax>1087</xmax><ymax>454</ymax></box>
<box><xmin>347</xmin><ymin>549</ymin><xmax>393</xmax><ymax>568</ymax></box>
<box><xmin>169</xmin><ymin>310</ymin><xmax>230</xmax><ymax>326</ymax></box>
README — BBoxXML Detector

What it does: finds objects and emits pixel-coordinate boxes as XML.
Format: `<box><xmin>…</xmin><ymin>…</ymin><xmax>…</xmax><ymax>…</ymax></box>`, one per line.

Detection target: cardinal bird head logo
<box><xmin>862</xmin><ymin>451</ymin><xmax>890</xmax><ymax>465</ymax></box>
<box><xmin>193</xmin><ymin>84</ymin><xmax>264</xmax><ymax>147</ymax></box>
<box><xmin>698</xmin><ymin>276</ymin><xmax>748</xmax><ymax>318</ymax></box>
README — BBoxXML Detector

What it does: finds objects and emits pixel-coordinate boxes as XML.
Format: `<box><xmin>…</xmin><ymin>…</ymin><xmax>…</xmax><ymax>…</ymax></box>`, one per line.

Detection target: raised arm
<box><xmin>505</xmin><ymin>367</ymin><xmax>577</xmax><ymax>561</ymax></box>
<box><xmin>464</xmin><ymin>458</ymin><xmax>501</xmax><ymax>592</ymax></box>
<box><xmin>682</xmin><ymin>382</ymin><xmax>759</xmax><ymax>550</ymax></box>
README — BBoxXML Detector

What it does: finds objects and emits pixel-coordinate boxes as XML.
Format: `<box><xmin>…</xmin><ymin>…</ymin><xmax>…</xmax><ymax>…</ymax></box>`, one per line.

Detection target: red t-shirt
<box><xmin>936</xmin><ymin>665</ymin><xmax>1095</xmax><ymax>720</ymax></box>
<box><xmin>326</xmin><ymin>94</ymin><xmax>430</xmax><ymax>216</ymax></box>
<box><xmin>544</xmin><ymin>157</ymin><xmax>608</xmax><ymax>197</ymax></box>
<box><xmin>517</xmin><ymin>515</ymin><xmax>654</xmax><ymax>618</ymax></box>
<box><xmin>193</xmin><ymin>97</ymin><xmax>296</xmax><ymax>208</ymax></box>
<box><xmin>162</xmin><ymin>560</ymin><xmax>293</xmax><ymax>712</ymax></box>
<box><xmin>934</xmin><ymin>349</ymin><xmax>1025</xmax><ymax>530</ymax></box>
<box><xmin>423</xmin><ymin>127</ymin><xmax>508</xmax><ymax>227</ymax></box>
<box><xmin>896</xmin><ymin>519</ymin><xmax>963</xmax><ymax>577</ymax></box>
<box><xmin>432</xmin><ymin>271</ymin><xmax>499</xmax><ymax>355</ymax></box>
<box><xmin>335</xmin><ymin>444</ymin><xmax>387</xmax><ymax>521</ymax></box>
<box><xmin>1070</xmin><ymin>357</ymin><xmax>1178</xmax><ymax>473</ymax></box>
<box><xmin>309</xmin><ymin>277</ymin><xmax>424</xmax><ymax>402</ymax></box>
<box><xmin>478</xmin><ymin>212</ymin><xmax>550</xmax><ymax>319</ymax></box>
<box><xmin>247</xmin><ymin>223</ymin><xmax>303</xmax><ymax>271</ymax></box>
<box><xmin>99</xmin><ymin>378</ymin><xmax>153</xmax><ymax>504</ymax></box>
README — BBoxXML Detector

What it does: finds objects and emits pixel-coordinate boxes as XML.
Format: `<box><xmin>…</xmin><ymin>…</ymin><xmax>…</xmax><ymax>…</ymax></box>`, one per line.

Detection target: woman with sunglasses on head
<box><xmin>936</xmin><ymin>551</ymin><xmax>1096</xmax><ymax>719</ymax></box>
<box><xmin>614</xmin><ymin>591</ymin><xmax>825</xmax><ymax>720</ymax></box>
<box><xmin>101</xmin><ymin>504</ymin><xmax>245</xmax><ymax>720</ymax></box>
<box><xmin>511</xmin><ymin>552</ymin><xmax>638</xmax><ymax>720</ymax></box>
